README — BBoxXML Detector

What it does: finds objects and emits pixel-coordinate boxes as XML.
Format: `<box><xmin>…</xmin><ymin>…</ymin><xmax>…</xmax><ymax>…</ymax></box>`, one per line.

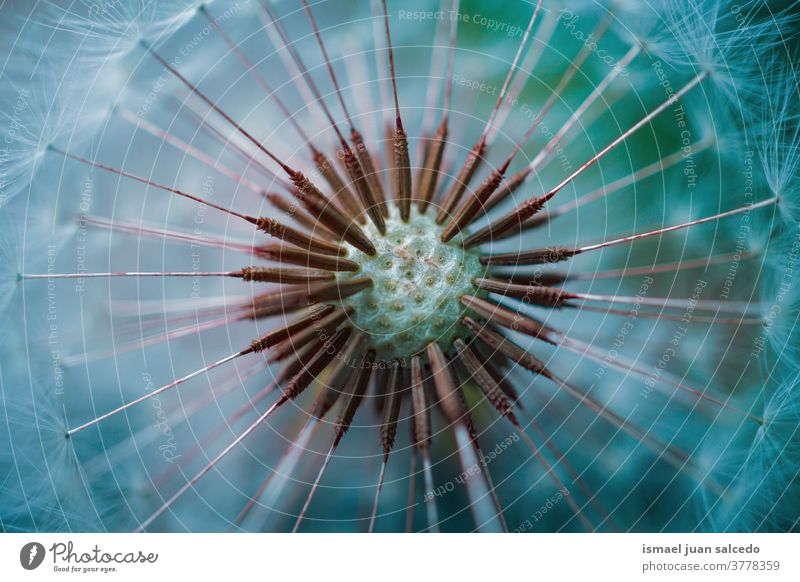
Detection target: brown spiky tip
<box><xmin>460</xmin><ymin>295</ymin><xmax>557</xmax><ymax>343</ymax></box>
<box><xmin>416</xmin><ymin>119</ymin><xmax>449</xmax><ymax>214</ymax></box>
<box><xmin>237</xmin><ymin>266</ymin><xmax>335</xmax><ymax>284</ymax></box>
<box><xmin>311</xmin><ymin>333</ymin><xmax>366</xmax><ymax>419</ymax></box>
<box><xmin>280</xmin><ymin>327</ymin><xmax>353</xmax><ymax>403</ymax></box>
<box><xmin>248</xmin><ymin>305</ymin><xmax>335</xmax><ymax>353</ymax></box>
<box><xmin>255</xmin><ymin>217</ymin><xmax>345</xmax><ymax>257</ymax></box>
<box><xmin>246</xmin><ymin>277</ymin><xmax>372</xmax><ymax>320</ymax></box>
<box><xmin>289</xmin><ymin>169</ymin><xmax>378</xmax><ymax>256</ymax></box>
<box><xmin>427</xmin><ymin>342</ymin><xmax>467</xmax><ymax>426</ymax></box>
<box><xmin>410</xmin><ymin>355</ymin><xmax>432</xmax><ymax>448</ymax></box>
<box><xmin>464</xmin><ymin>194</ymin><xmax>549</xmax><ymax>248</ymax></box>
<box><xmin>311</xmin><ymin>147</ymin><xmax>364</xmax><ymax>221</ymax></box>
<box><xmin>258</xmin><ymin>244</ymin><xmax>360</xmax><ymax>272</ymax></box>
<box><xmin>462</xmin><ymin>316</ymin><xmax>548</xmax><ymax>377</ymax></box>
<box><xmin>263</xmin><ymin>190</ymin><xmax>334</xmax><ymax>237</ymax></box>
<box><xmin>469</xmin><ymin>341</ymin><xmax>523</xmax><ymax>407</ymax></box>
<box><xmin>480</xmin><ymin>246</ymin><xmax>575</xmax><ymax>266</ymax></box>
<box><xmin>351</xmin><ymin>127</ymin><xmax>388</xmax><ymax>217</ymax></box>
<box><xmin>473</xmin><ymin>278</ymin><xmax>569</xmax><ymax>308</ymax></box>
<box><xmin>268</xmin><ymin>307</ymin><xmax>354</xmax><ymax>362</ymax></box>
<box><xmin>379</xmin><ymin>364</ymin><xmax>404</xmax><ymax>458</ymax></box>
<box><xmin>453</xmin><ymin>338</ymin><xmax>517</xmax><ymax>424</ymax></box>
<box><xmin>436</xmin><ymin>137</ymin><xmax>487</xmax><ymax>224</ymax></box>
<box><xmin>500</xmin><ymin>270</ymin><xmax>570</xmax><ymax>287</ymax></box>
<box><xmin>393</xmin><ymin>122</ymin><xmax>412</xmax><ymax>222</ymax></box>
<box><xmin>342</xmin><ymin>143</ymin><xmax>387</xmax><ymax>235</ymax></box>
<box><xmin>333</xmin><ymin>349</ymin><xmax>376</xmax><ymax>445</ymax></box>
<box><xmin>270</xmin><ymin>340</ymin><xmax>325</xmax><ymax>374</ymax></box>
<box><xmin>440</xmin><ymin>159</ymin><xmax>510</xmax><ymax>243</ymax></box>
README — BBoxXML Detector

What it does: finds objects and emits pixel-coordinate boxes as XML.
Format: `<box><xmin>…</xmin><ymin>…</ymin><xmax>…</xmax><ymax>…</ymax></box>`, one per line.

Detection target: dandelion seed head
<box><xmin>2</xmin><ymin>0</ymin><xmax>799</xmax><ymax>533</ymax></box>
<box><xmin>340</xmin><ymin>206</ymin><xmax>483</xmax><ymax>360</ymax></box>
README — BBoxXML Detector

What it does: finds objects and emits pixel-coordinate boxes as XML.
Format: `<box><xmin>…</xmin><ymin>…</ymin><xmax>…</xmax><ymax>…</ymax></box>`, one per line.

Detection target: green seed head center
<box><xmin>341</xmin><ymin>206</ymin><xmax>483</xmax><ymax>360</ymax></box>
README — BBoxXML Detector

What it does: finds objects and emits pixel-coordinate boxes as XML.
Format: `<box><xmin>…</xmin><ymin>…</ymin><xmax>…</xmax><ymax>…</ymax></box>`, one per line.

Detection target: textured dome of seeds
<box><xmin>340</xmin><ymin>206</ymin><xmax>483</xmax><ymax>360</ymax></box>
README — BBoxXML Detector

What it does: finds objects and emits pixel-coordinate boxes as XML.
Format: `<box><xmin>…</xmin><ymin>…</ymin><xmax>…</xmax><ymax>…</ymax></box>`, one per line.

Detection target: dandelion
<box><xmin>1</xmin><ymin>0</ymin><xmax>799</xmax><ymax>533</ymax></box>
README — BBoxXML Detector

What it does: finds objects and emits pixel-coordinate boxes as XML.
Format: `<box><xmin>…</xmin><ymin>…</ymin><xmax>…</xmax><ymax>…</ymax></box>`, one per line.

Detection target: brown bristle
<box><xmin>528</xmin><ymin>136</ymin><xmax>717</xmax><ymax>235</ymax></box>
<box><xmin>380</xmin><ymin>364</ymin><xmax>404</xmax><ymax>458</ymax></box>
<box><xmin>300</xmin><ymin>0</ymin><xmax>389</xmax><ymax>224</ymax></box>
<box><xmin>81</xmin><ymin>215</ymin><xmax>261</xmax><ymax>257</ymax></box>
<box><xmin>426</xmin><ymin>343</ymin><xmax>466</xmax><ymax>426</ymax></box>
<box><xmin>413</xmin><ymin>136</ymin><xmax>432</xmax><ymax>204</ymax></box>
<box><xmin>393</xmin><ymin>120</ymin><xmax>413</xmax><ymax>221</ymax></box>
<box><xmin>204</xmin><ymin>0</ymin><xmax>389</xmax><ymax>240</ymax></box>
<box><xmin>261</xmin><ymin>2</ymin><xmax>387</xmax><ymax>244</ymax></box>
<box><xmin>258</xmin><ymin>244</ymin><xmax>359</xmax><ymax>272</ymax></box>
<box><xmin>248</xmin><ymin>278</ymin><xmax>371</xmax><ymax>317</ymax></box>
<box><xmin>480</xmin><ymin>246</ymin><xmax>575</xmax><ymax>266</ymax></box>
<box><xmin>343</xmin><ymin>144</ymin><xmax>387</xmax><ymax>234</ymax></box>
<box><xmin>440</xmin><ymin>159</ymin><xmax>510</xmax><ymax>243</ymax></box>
<box><xmin>289</xmin><ymin>170</ymin><xmax>377</xmax><ymax>256</ymax></box>
<box><xmin>469</xmin><ymin>342</ymin><xmax>521</xmax><ymax>406</ymax></box>
<box><xmin>312</xmin><ymin>146</ymin><xmax>364</xmax><ymax>222</ymax></box>
<box><xmin>201</xmin><ymin>4</ymin><xmax>317</xmax><ymax>153</ymax></box>
<box><xmin>521</xmin><ymin>210</ymin><xmax>552</xmax><ymax>231</ymax></box>
<box><xmin>463</xmin><ymin>316</ymin><xmax>548</xmax><ymax>376</ymax></box>
<box><xmin>264</xmin><ymin>191</ymin><xmax>336</xmax><ymax>238</ymax></box>
<box><xmin>257</xmin><ymin>3</ymin><xmax>351</xmax><ymax>157</ymax></box>
<box><xmin>311</xmin><ymin>334</ymin><xmax>366</xmax><ymax>420</ymax></box>
<box><xmin>248</xmin><ymin>305</ymin><xmax>335</xmax><ymax>353</ymax></box>
<box><xmin>481</xmin><ymin>179</ymin><xmax>515</xmax><ymax>214</ymax></box>
<box><xmin>142</xmin><ymin>42</ymin><xmax>314</xmax><ymax>181</ymax></box>
<box><xmin>383</xmin><ymin>122</ymin><xmax>396</xmax><ymax>190</ymax></box>
<box><xmin>416</xmin><ymin>119</ymin><xmax>448</xmax><ymax>213</ymax></box>
<box><xmin>500</xmin><ymin>168</ymin><xmax>528</xmax><ymax>198</ymax></box>
<box><xmin>460</xmin><ymin>295</ymin><xmax>557</xmax><ymax>343</ymax></box>
<box><xmin>255</xmin><ymin>217</ymin><xmax>345</xmax><ymax>257</ymax></box>
<box><xmin>436</xmin><ymin>137</ymin><xmax>487</xmax><ymax>224</ymax></box>
<box><xmin>478</xmin><ymin>330</ymin><xmax>697</xmax><ymax>478</ymax></box>
<box><xmin>377</xmin><ymin>0</ymin><xmax>414</xmax><ymax>224</ymax></box>
<box><xmin>273</xmin><ymin>337</ymin><xmax>325</xmax><ymax>384</ymax></box>
<box><xmin>280</xmin><ymin>327</ymin><xmax>353</xmax><ymax>403</ymax></box>
<box><xmin>453</xmin><ymin>339</ymin><xmax>517</xmax><ymax>424</ymax></box>
<box><xmin>410</xmin><ymin>355</ymin><xmax>432</xmax><ymax>448</ymax></box>
<box><xmin>268</xmin><ymin>307</ymin><xmax>354</xmax><ymax>362</ymax></box>
<box><xmin>237</xmin><ymin>266</ymin><xmax>335</xmax><ymax>284</ymax></box>
<box><xmin>164</xmin><ymin>94</ymin><xmax>294</xmax><ymax>190</ymax></box>
<box><xmin>449</xmin><ymin>362</ymin><xmax>479</xmax><ymax>440</ymax></box>
<box><xmin>351</xmin><ymin>128</ymin><xmax>389</xmax><ymax>218</ymax></box>
<box><xmin>248</xmin><ymin>299</ymin><xmax>309</xmax><ymax>321</ymax></box>
<box><xmin>482</xmin><ymin>198</ymin><xmax>766</xmax><ymax>272</ymax></box>
<box><xmin>498</xmin><ymin>270</ymin><xmax>570</xmax><ymax>287</ymax></box>
<box><xmin>473</xmin><ymin>278</ymin><xmax>569</xmax><ymax>308</ymax></box>
<box><xmin>464</xmin><ymin>194</ymin><xmax>550</xmax><ymax>248</ymax></box>
<box><xmin>290</xmin><ymin>339</ymin><xmax>371</xmax><ymax>533</ymax></box>
<box><xmin>435</xmin><ymin>0</ymin><xmax>542</xmax><ymax>225</ymax></box>
<box><xmin>333</xmin><ymin>349</ymin><xmax>376</xmax><ymax>446</ymax></box>
<box><xmin>417</xmin><ymin>0</ymin><xmax>458</xmax><ymax>214</ymax></box>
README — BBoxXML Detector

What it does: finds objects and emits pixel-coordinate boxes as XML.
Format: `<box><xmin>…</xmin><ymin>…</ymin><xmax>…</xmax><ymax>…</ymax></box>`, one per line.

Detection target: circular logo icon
<box><xmin>20</xmin><ymin>542</ymin><xmax>46</xmax><ymax>570</ymax></box>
